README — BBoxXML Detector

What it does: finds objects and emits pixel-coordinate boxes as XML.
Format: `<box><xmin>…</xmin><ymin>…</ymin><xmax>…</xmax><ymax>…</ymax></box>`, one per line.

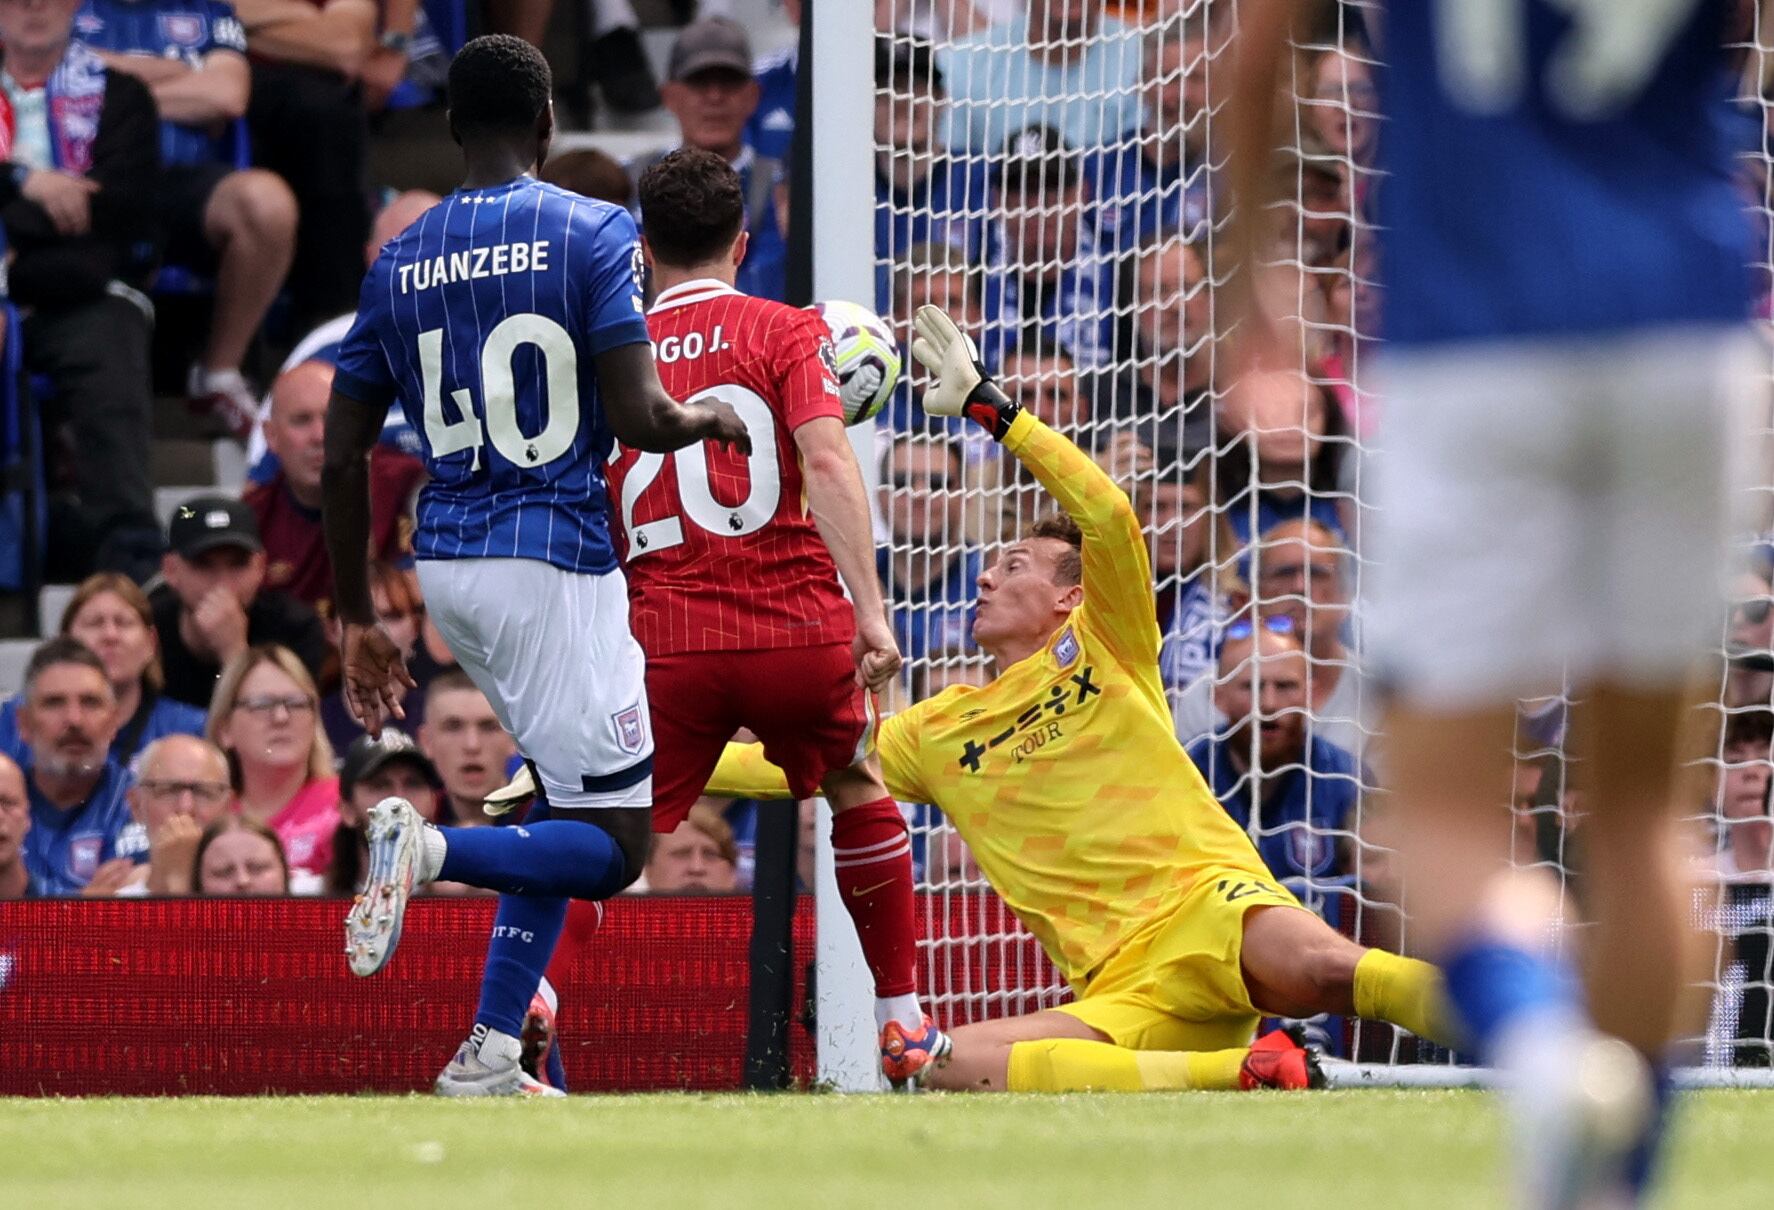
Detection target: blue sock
<box><xmin>546</xmin><ymin>1034</ymin><xmax>569</xmax><ymax>1092</ymax></box>
<box><xmin>474</xmin><ymin>893</ymin><xmax>568</xmax><ymax>1037</ymax></box>
<box><xmin>1442</xmin><ymin>938</ymin><xmax>1580</xmax><ymax>1062</ymax></box>
<box><xmin>438</xmin><ymin>820</ymin><xmax>628</xmax><ymax>898</ymax></box>
<box><xmin>1625</xmin><ymin>1062</ymin><xmax>1674</xmax><ymax>1194</ymax></box>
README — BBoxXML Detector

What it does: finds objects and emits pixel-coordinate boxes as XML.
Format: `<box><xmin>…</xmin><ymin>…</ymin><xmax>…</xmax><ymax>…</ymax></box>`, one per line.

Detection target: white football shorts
<box><xmin>1365</xmin><ymin>325</ymin><xmax>1767</xmax><ymax>708</ymax></box>
<box><xmin>417</xmin><ymin>557</ymin><xmax>653</xmax><ymax>809</ymax></box>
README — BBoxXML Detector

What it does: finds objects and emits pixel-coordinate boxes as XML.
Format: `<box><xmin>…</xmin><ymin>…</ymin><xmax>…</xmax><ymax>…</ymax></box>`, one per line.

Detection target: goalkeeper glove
<box><xmin>909</xmin><ymin>305</ymin><xmax>1021</xmax><ymax>440</ymax></box>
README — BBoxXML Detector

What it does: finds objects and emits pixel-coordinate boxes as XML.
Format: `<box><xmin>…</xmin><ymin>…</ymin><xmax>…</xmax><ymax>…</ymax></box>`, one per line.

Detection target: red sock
<box><xmin>830</xmin><ymin>798</ymin><xmax>918</xmax><ymax>999</ymax></box>
<box><xmin>542</xmin><ymin>899</ymin><xmax>605</xmax><ymax>993</ymax></box>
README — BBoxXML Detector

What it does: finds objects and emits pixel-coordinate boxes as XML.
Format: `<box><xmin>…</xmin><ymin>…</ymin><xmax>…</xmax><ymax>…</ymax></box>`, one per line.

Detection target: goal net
<box><xmin>866</xmin><ymin>0</ymin><xmax>1774</xmax><ymax>1069</ymax></box>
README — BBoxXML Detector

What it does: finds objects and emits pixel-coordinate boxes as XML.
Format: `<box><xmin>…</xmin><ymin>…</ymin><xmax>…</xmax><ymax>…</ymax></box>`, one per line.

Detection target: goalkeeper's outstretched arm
<box><xmin>909</xmin><ymin>307</ymin><xmax>1160</xmax><ymax>665</ymax></box>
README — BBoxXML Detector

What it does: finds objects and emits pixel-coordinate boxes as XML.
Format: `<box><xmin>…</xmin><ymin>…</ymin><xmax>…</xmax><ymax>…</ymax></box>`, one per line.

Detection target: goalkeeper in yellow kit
<box><xmin>707</xmin><ymin>306</ymin><xmax>1457</xmax><ymax>1092</ymax></box>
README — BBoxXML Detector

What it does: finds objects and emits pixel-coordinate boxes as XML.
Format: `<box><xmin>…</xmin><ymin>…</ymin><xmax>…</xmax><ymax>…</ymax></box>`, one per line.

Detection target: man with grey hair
<box><xmin>16</xmin><ymin>638</ymin><xmax>131</xmax><ymax>895</ymax></box>
<box><xmin>112</xmin><ymin>734</ymin><xmax>234</xmax><ymax>896</ymax></box>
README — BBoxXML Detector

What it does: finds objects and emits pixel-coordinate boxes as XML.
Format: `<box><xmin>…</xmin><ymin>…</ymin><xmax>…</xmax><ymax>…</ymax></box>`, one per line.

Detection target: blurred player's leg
<box><xmin>1368</xmin><ymin>345</ymin><xmax>1660</xmax><ymax>1206</ymax></box>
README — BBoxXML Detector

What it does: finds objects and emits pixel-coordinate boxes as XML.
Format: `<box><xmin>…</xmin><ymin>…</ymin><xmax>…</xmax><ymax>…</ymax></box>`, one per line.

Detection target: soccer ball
<box><xmin>813</xmin><ymin>299</ymin><xmax>901</xmax><ymax>426</ymax></box>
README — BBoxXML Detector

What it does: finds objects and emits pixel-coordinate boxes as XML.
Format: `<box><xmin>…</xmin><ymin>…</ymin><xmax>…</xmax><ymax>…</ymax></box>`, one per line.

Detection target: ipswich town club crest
<box><xmin>613</xmin><ymin>705</ymin><xmax>646</xmax><ymax>755</ymax></box>
<box><xmin>158</xmin><ymin>12</ymin><xmax>207</xmax><ymax>47</ymax></box>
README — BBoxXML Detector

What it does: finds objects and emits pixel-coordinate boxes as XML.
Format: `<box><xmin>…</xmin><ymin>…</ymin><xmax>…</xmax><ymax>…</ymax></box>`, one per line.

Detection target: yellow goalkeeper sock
<box><xmin>1006</xmin><ymin>1039</ymin><xmax>1247</xmax><ymax>1091</ymax></box>
<box><xmin>1354</xmin><ymin>948</ymin><xmax>1460</xmax><ymax>1049</ymax></box>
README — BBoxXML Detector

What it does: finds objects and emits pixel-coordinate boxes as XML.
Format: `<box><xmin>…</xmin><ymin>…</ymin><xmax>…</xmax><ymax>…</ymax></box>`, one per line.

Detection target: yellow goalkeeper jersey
<box><xmin>709</xmin><ymin>412</ymin><xmax>1269</xmax><ymax>989</ymax></box>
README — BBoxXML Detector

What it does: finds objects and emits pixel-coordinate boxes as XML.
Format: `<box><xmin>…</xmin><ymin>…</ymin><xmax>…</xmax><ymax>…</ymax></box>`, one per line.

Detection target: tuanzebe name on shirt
<box><xmin>398</xmin><ymin>240</ymin><xmax>552</xmax><ymax>294</ymax></box>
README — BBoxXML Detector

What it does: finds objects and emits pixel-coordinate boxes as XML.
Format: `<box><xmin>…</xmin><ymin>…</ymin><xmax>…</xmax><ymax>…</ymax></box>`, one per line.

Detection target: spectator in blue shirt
<box><xmin>16</xmin><ymin>638</ymin><xmax>134</xmax><ymax>896</ymax></box>
<box><xmin>1096</xmin><ymin>232</ymin><xmax>1217</xmax><ymax>450</ymax></box>
<box><xmin>938</xmin><ymin>0</ymin><xmax>1142</xmax><ymax>155</ymax></box>
<box><xmin>981</xmin><ymin>126</ymin><xmax>1116</xmax><ymax>370</ymax></box>
<box><xmin>0</xmin><ymin>573</ymin><xmax>205</xmax><ymax>770</ymax></box>
<box><xmin>77</xmin><ymin>0</ymin><xmax>298</xmax><ymax>441</ymax></box>
<box><xmin>1085</xmin><ymin>20</ymin><xmax>1215</xmax><ymax>254</ymax></box>
<box><xmin>0</xmin><ymin>755</ymin><xmax>34</xmax><ymax>899</ymax></box>
<box><xmin>637</xmin><ymin>17</ymin><xmax>786</xmax><ymax>300</ymax></box>
<box><xmin>1185</xmin><ymin>624</ymin><xmax>1359</xmax><ymax>882</ymax></box>
<box><xmin>877</xmin><ymin>432</ymin><xmax>979</xmax><ymax>665</ymax></box>
<box><xmin>873</xmin><ymin>38</ymin><xmax>987</xmax><ymax>312</ymax></box>
<box><xmin>745</xmin><ymin>0</ymin><xmax>798</xmax><ymax>161</ymax></box>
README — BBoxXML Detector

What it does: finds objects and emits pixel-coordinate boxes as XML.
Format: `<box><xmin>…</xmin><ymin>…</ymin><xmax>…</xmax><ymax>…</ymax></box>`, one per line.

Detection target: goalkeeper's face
<box><xmin>973</xmin><ymin>539</ymin><xmax>1083</xmax><ymax>651</ymax></box>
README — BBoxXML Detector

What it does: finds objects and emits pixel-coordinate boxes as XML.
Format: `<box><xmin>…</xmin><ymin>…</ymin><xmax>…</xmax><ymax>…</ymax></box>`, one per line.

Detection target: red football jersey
<box><xmin>609</xmin><ymin>279</ymin><xmax>854</xmax><ymax>655</ymax></box>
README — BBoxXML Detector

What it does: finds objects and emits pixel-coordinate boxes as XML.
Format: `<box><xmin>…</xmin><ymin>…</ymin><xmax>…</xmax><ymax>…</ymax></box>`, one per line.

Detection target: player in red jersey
<box><xmin>615</xmin><ymin>147</ymin><xmax>944</xmax><ymax>1086</ymax></box>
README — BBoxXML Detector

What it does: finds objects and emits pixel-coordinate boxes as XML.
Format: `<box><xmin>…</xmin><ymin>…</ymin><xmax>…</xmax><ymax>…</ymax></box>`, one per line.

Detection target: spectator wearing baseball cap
<box><xmin>873</xmin><ymin>37</ymin><xmax>987</xmax><ymax>313</ymax></box>
<box><xmin>632</xmin><ymin>16</ymin><xmax>787</xmax><ymax>301</ymax></box>
<box><xmin>149</xmin><ymin>494</ymin><xmax>329</xmax><ymax>709</ymax></box>
<box><xmin>980</xmin><ymin>125</ymin><xmax>1117</xmax><ymax>370</ymax></box>
<box><xmin>323</xmin><ymin>728</ymin><xmax>443</xmax><ymax>895</ymax></box>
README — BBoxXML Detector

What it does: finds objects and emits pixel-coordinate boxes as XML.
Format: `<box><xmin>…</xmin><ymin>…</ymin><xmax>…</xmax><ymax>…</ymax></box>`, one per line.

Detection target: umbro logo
<box><xmin>960</xmin><ymin>709</ymin><xmax>985</xmax><ymax>721</ymax></box>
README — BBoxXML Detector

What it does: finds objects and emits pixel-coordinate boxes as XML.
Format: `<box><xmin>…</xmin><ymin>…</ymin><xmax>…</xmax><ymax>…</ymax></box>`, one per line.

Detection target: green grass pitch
<box><xmin>4</xmin><ymin>1091</ymin><xmax>1770</xmax><ymax>1209</ymax></box>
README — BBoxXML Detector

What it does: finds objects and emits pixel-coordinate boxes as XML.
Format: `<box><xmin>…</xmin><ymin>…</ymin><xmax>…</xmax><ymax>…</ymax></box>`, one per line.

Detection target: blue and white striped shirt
<box><xmin>333</xmin><ymin>178</ymin><xmax>650</xmax><ymax>575</ymax></box>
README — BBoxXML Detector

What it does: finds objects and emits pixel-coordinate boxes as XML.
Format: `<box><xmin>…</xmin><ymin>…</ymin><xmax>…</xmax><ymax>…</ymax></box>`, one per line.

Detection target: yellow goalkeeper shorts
<box><xmin>1053</xmin><ymin>865</ymin><xmax>1304</xmax><ymax>1053</ymax></box>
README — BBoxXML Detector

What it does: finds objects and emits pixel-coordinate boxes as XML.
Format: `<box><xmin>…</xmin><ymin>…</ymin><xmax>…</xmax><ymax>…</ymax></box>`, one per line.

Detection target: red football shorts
<box><xmin>647</xmin><ymin>643</ymin><xmax>875</xmax><ymax>833</ymax></box>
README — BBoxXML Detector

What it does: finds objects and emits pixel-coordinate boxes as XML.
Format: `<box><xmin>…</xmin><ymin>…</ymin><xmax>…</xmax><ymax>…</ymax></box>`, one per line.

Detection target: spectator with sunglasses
<box><xmin>1185</xmin><ymin>623</ymin><xmax>1360</xmax><ymax>882</ymax></box>
<box><xmin>206</xmin><ymin>645</ymin><xmax>338</xmax><ymax>881</ymax></box>
<box><xmin>1172</xmin><ymin>518</ymin><xmax>1370</xmax><ymax>755</ymax></box>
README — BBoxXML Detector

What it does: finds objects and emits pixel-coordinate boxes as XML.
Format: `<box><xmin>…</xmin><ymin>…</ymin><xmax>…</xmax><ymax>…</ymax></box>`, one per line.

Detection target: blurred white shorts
<box><xmin>417</xmin><ymin>558</ymin><xmax>653</xmax><ymax>810</ymax></box>
<box><xmin>1365</xmin><ymin>327</ymin><xmax>1766</xmax><ymax>709</ymax></box>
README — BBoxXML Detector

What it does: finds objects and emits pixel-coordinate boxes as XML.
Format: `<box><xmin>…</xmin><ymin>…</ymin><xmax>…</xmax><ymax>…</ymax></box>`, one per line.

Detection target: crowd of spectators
<box><xmin>4</xmin><ymin>0</ymin><xmax>1773</xmax><ymax>1065</ymax></box>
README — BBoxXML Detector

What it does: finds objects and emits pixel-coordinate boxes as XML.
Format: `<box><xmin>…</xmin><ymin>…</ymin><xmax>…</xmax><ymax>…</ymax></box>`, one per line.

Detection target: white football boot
<box><xmin>436</xmin><ymin>1024</ymin><xmax>565</xmax><ymax>1098</ymax></box>
<box><xmin>482</xmin><ymin>763</ymin><xmax>536</xmax><ymax>819</ymax></box>
<box><xmin>1502</xmin><ymin>1023</ymin><xmax>1653</xmax><ymax>1210</ymax></box>
<box><xmin>344</xmin><ymin>797</ymin><xmax>424</xmax><ymax>977</ymax></box>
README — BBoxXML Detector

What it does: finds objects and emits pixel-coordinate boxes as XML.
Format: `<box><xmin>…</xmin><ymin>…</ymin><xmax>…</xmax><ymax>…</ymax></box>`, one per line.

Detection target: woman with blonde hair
<box><xmin>0</xmin><ymin>573</ymin><xmax>206</xmax><ymax>766</ymax></box>
<box><xmin>208</xmin><ymin>644</ymin><xmax>339</xmax><ymax>881</ymax></box>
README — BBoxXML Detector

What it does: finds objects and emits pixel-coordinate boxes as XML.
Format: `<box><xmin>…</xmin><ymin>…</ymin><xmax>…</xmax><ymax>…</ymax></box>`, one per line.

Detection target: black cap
<box><xmin>875</xmin><ymin>36</ymin><xmax>945</xmax><ymax>94</ymax></box>
<box><xmin>997</xmin><ymin>124</ymin><xmax>1080</xmax><ymax>196</ymax></box>
<box><xmin>668</xmin><ymin>16</ymin><xmax>752</xmax><ymax>82</ymax></box>
<box><xmin>341</xmin><ymin>729</ymin><xmax>443</xmax><ymax>798</ymax></box>
<box><xmin>167</xmin><ymin>494</ymin><xmax>262</xmax><ymax>559</ymax></box>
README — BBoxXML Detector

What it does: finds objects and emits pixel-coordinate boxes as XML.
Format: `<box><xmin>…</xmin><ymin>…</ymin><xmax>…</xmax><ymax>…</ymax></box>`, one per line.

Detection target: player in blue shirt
<box><xmin>321</xmin><ymin>35</ymin><xmax>748</xmax><ymax>1097</ymax></box>
<box><xmin>14</xmin><ymin>639</ymin><xmax>134</xmax><ymax>897</ymax></box>
<box><xmin>1230</xmin><ymin>3</ymin><xmax>1758</xmax><ymax>1203</ymax></box>
<box><xmin>74</xmin><ymin>0</ymin><xmax>298</xmax><ymax>439</ymax></box>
